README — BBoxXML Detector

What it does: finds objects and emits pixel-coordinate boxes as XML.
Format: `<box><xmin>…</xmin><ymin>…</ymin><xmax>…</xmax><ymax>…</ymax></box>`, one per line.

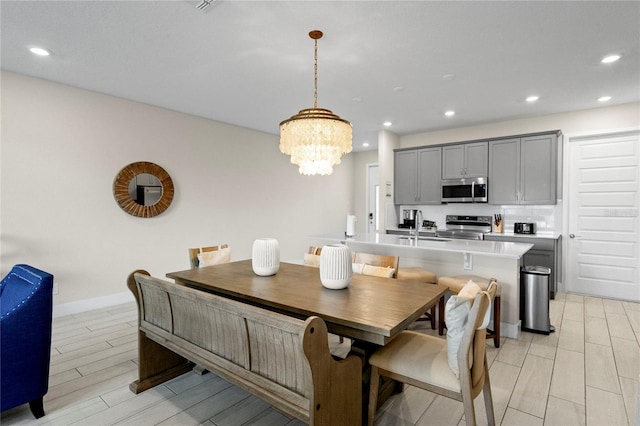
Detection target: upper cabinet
<box><xmin>489</xmin><ymin>133</ymin><xmax>558</xmax><ymax>205</ymax></box>
<box><xmin>395</xmin><ymin>147</ymin><xmax>442</xmax><ymax>205</ymax></box>
<box><xmin>442</xmin><ymin>142</ymin><xmax>488</xmax><ymax>179</ymax></box>
<box><xmin>395</xmin><ymin>150</ymin><xmax>418</xmax><ymax>205</ymax></box>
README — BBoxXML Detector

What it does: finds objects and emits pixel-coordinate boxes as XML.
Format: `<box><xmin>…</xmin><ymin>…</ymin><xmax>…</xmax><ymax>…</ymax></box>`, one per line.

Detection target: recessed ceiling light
<box><xmin>444</xmin><ymin>110</ymin><xmax>455</xmax><ymax>117</ymax></box>
<box><xmin>383</xmin><ymin>121</ymin><xmax>392</xmax><ymax>127</ymax></box>
<box><xmin>601</xmin><ymin>54</ymin><xmax>621</xmax><ymax>64</ymax></box>
<box><xmin>29</xmin><ymin>47</ymin><xmax>50</xmax><ymax>56</ymax></box>
<box><xmin>598</xmin><ymin>96</ymin><xmax>612</xmax><ymax>102</ymax></box>
<box><xmin>526</xmin><ymin>95</ymin><xmax>539</xmax><ymax>102</ymax></box>
<box><xmin>362</xmin><ymin>142</ymin><xmax>370</xmax><ymax>147</ymax></box>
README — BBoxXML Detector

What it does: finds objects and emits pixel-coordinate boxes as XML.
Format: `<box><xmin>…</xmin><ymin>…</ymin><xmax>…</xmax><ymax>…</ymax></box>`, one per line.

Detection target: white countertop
<box><xmin>387</xmin><ymin>228</ymin><xmax>561</xmax><ymax>240</ymax></box>
<box><xmin>311</xmin><ymin>233</ymin><xmax>533</xmax><ymax>259</ymax></box>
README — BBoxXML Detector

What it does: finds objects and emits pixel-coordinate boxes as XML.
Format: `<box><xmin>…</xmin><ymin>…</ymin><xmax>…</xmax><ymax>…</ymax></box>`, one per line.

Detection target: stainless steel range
<box><xmin>435</xmin><ymin>215</ymin><xmax>493</xmax><ymax>240</ymax></box>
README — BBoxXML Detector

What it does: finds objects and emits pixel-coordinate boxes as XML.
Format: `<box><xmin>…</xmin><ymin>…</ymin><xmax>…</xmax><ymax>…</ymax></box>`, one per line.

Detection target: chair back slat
<box><xmin>188</xmin><ymin>244</ymin><xmax>229</xmax><ymax>268</ymax></box>
<box><xmin>470</xmin><ymin>280</ymin><xmax>497</xmax><ymax>387</ymax></box>
<box><xmin>352</xmin><ymin>253</ymin><xmax>399</xmax><ymax>278</ymax></box>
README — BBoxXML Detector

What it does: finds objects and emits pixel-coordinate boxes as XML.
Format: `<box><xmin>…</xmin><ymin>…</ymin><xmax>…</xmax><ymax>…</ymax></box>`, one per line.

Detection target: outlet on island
<box><xmin>463</xmin><ymin>252</ymin><xmax>473</xmax><ymax>270</ymax></box>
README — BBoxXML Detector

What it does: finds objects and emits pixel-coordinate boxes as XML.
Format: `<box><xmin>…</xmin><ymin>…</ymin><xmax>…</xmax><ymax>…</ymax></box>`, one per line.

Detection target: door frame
<box><xmin>562</xmin><ymin>126</ymin><xmax>640</xmax><ymax>297</ymax></box>
<box><xmin>366</xmin><ymin>163</ymin><xmax>379</xmax><ymax>234</ymax></box>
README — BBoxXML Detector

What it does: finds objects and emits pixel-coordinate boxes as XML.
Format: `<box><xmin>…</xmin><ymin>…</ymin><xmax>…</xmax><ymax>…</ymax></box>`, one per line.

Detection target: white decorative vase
<box><xmin>319</xmin><ymin>244</ymin><xmax>352</xmax><ymax>289</ymax></box>
<box><xmin>252</xmin><ymin>238</ymin><xmax>280</xmax><ymax>276</ymax></box>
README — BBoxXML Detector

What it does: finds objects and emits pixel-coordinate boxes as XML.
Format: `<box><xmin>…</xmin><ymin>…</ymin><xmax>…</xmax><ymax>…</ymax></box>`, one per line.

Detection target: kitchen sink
<box><xmin>396</xmin><ymin>236</ymin><xmax>451</xmax><ymax>242</ymax></box>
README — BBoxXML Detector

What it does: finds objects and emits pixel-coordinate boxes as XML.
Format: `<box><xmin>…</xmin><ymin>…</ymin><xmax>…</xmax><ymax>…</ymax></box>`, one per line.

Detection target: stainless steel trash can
<box><xmin>521</xmin><ymin>266</ymin><xmax>555</xmax><ymax>334</ymax></box>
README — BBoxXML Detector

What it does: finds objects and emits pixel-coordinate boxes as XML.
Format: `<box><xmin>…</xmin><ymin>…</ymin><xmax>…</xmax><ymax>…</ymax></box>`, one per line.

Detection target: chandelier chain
<box><xmin>314</xmin><ymin>38</ymin><xmax>318</xmax><ymax>108</ymax></box>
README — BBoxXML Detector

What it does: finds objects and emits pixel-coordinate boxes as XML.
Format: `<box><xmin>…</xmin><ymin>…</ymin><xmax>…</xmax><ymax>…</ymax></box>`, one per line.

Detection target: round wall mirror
<box><xmin>113</xmin><ymin>162</ymin><xmax>174</xmax><ymax>218</ymax></box>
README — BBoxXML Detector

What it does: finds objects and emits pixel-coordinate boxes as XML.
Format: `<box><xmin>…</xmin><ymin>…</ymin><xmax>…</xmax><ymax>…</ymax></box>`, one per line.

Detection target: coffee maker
<box><xmin>400</xmin><ymin>209</ymin><xmax>419</xmax><ymax>228</ymax></box>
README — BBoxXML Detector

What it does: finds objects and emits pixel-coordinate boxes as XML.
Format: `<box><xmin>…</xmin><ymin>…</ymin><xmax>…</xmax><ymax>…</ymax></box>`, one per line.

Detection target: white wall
<box><xmin>378</xmin><ymin>130</ymin><xmax>400</xmax><ymax>231</ymax></box>
<box><xmin>1</xmin><ymin>71</ymin><xmax>354</xmax><ymax>306</ymax></box>
<box><xmin>401</xmin><ymin>102</ymin><xmax>640</xmax><ymax>148</ymax></box>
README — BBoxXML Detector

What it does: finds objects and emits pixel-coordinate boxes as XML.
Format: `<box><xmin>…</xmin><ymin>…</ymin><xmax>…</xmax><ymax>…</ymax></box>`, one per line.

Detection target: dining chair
<box><xmin>188</xmin><ymin>244</ymin><xmax>230</xmax><ymax>268</ymax></box>
<box><xmin>352</xmin><ymin>252</ymin><xmax>399</xmax><ymax>278</ymax></box>
<box><xmin>397</xmin><ymin>266</ymin><xmax>439</xmax><ymax>330</ymax></box>
<box><xmin>438</xmin><ymin>275</ymin><xmax>501</xmax><ymax>347</ymax></box>
<box><xmin>303</xmin><ymin>246</ymin><xmax>322</xmax><ymax>267</ymax></box>
<box><xmin>367</xmin><ymin>285</ymin><xmax>497</xmax><ymax>426</ymax></box>
<box><xmin>354</xmin><ymin>253</ymin><xmax>440</xmax><ymax>330</ymax></box>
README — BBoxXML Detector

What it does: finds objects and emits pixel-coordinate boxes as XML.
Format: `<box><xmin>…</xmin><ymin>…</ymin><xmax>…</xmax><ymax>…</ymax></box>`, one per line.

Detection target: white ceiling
<box><xmin>2</xmin><ymin>1</ymin><xmax>639</xmax><ymax>151</ymax></box>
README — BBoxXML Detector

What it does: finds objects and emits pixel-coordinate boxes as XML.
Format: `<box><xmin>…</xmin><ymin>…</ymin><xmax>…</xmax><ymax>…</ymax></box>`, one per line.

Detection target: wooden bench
<box><xmin>127</xmin><ymin>270</ymin><xmax>362</xmax><ymax>425</ymax></box>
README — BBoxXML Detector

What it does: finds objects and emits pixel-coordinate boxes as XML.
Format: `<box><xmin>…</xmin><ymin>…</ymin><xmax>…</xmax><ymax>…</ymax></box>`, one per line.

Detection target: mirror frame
<box><xmin>113</xmin><ymin>161</ymin><xmax>174</xmax><ymax>218</ymax></box>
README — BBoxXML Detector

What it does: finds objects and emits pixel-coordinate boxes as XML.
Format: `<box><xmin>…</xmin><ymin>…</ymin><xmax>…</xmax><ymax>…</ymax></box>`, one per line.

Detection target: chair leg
<box><xmin>429</xmin><ymin>305</ymin><xmax>436</xmax><ymax>330</ymax></box>
<box><xmin>438</xmin><ymin>295</ymin><xmax>445</xmax><ymax>335</ymax></box>
<box><xmin>493</xmin><ymin>295</ymin><xmax>500</xmax><ymax>348</ymax></box>
<box><xmin>29</xmin><ymin>398</ymin><xmax>45</xmax><ymax>419</ymax></box>
<box><xmin>483</xmin><ymin>360</ymin><xmax>496</xmax><ymax>426</ymax></box>
<box><xmin>367</xmin><ymin>366</ymin><xmax>381</xmax><ymax>426</ymax></box>
<box><xmin>485</xmin><ymin>294</ymin><xmax>501</xmax><ymax>348</ymax></box>
<box><xmin>462</xmin><ymin>390</ymin><xmax>477</xmax><ymax>426</ymax></box>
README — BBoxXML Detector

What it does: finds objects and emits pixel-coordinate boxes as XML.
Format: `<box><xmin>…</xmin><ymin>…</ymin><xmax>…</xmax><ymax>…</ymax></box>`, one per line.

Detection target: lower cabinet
<box><xmin>484</xmin><ymin>235</ymin><xmax>561</xmax><ymax>299</ymax></box>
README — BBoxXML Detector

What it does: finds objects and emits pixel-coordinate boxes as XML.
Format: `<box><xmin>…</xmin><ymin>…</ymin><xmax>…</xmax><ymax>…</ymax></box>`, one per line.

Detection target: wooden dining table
<box><xmin>166</xmin><ymin>259</ymin><xmax>447</xmax><ymax>347</ymax></box>
<box><xmin>166</xmin><ymin>259</ymin><xmax>448</xmax><ymax>422</ymax></box>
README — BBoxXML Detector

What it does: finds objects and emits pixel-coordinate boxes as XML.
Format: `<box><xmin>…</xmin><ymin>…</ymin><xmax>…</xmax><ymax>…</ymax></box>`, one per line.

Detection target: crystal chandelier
<box><xmin>279</xmin><ymin>30</ymin><xmax>352</xmax><ymax>176</ymax></box>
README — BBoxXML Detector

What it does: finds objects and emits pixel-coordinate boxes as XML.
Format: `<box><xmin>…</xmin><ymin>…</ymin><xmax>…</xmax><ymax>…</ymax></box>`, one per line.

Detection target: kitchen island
<box><xmin>308</xmin><ymin>233</ymin><xmax>534</xmax><ymax>339</ymax></box>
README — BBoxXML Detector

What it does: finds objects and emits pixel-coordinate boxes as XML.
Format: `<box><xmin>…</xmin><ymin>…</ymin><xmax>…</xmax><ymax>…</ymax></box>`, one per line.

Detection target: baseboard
<box><xmin>492</xmin><ymin>320</ymin><xmax>520</xmax><ymax>340</ymax></box>
<box><xmin>53</xmin><ymin>291</ymin><xmax>135</xmax><ymax>318</ymax></box>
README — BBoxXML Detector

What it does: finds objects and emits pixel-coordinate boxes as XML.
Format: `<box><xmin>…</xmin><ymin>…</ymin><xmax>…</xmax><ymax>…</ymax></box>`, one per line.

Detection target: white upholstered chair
<box><xmin>439</xmin><ymin>275</ymin><xmax>501</xmax><ymax>347</ymax></box>
<box><xmin>367</xmin><ymin>283</ymin><xmax>497</xmax><ymax>426</ymax></box>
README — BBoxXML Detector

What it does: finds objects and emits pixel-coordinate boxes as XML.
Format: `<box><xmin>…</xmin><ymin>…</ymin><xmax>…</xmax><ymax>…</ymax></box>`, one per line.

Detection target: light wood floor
<box><xmin>1</xmin><ymin>292</ymin><xmax>638</xmax><ymax>425</ymax></box>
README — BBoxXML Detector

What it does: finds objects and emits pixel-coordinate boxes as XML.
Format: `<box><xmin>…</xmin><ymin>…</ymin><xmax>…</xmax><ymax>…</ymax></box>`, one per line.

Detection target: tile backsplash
<box><xmin>390</xmin><ymin>201</ymin><xmax>562</xmax><ymax>233</ymax></box>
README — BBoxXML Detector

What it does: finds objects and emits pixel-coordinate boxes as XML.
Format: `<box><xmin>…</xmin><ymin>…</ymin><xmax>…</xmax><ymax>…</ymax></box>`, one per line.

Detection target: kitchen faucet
<box><xmin>412</xmin><ymin>210</ymin><xmax>423</xmax><ymax>244</ymax></box>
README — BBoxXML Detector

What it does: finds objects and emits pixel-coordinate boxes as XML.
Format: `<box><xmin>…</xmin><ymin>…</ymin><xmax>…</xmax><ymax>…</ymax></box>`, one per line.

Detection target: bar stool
<box><xmin>438</xmin><ymin>274</ymin><xmax>501</xmax><ymax>347</ymax></box>
<box><xmin>397</xmin><ymin>266</ymin><xmax>439</xmax><ymax>330</ymax></box>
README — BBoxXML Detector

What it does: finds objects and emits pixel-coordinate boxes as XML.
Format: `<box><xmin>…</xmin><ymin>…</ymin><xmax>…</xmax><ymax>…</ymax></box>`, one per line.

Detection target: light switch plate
<box><xmin>463</xmin><ymin>252</ymin><xmax>473</xmax><ymax>270</ymax></box>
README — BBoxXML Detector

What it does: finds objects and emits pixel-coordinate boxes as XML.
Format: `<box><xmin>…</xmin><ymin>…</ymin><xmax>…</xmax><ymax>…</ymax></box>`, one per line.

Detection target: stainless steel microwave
<box><xmin>441</xmin><ymin>177</ymin><xmax>488</xmax><ymax>203</ymax></box>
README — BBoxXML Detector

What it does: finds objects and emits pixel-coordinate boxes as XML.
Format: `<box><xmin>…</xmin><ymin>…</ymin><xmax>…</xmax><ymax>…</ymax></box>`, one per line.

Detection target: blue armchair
<box><xmin>0</xmin><ymin>264</ymin><xmax>54</xmax><ymax>418</ymax></box>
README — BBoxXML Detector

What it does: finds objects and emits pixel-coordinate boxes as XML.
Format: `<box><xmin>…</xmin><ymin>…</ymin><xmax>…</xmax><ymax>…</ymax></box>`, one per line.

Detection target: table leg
<box><xmin>349</xmin><ymin>340</ymin><xmax>403</xmax><ymax>424</ymax></box>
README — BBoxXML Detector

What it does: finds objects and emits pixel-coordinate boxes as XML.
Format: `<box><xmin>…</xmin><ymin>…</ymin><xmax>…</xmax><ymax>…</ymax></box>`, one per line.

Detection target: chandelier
<box><xmin>279</xmin><ymin>30</ymin><xmax>352</xmax><ymax>176</ymax></box>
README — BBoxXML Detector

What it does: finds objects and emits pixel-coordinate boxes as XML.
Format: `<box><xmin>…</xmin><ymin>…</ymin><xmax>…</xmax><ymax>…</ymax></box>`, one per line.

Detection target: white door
<box><xmin>367</xmin><ymin>164</ymin><xmax>379</xmax><ymax>234</ymax></box>
<box><xmin>567</xmin><ymin>130</ymin><xmax>639</xmax><ymax>301</ymax></box>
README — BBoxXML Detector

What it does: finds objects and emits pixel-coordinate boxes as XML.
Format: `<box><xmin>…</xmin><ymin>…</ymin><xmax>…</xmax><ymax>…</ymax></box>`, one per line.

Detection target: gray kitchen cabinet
<box><xmin>442</xmin><ymin>141</ymin><xmax>488</xmax><ymax>179</ymax></box>
<box><xmin>488</xmin><ymin>138</ymin><xmax>520</xmax><ymax>204</ymax></box>
<box><xmin>489</xmin><ymin>133</ymin><xmax>558</xmax><ymax>205</ymax></box>
<box><xmin>395</xmin><ymin>150</ymin><xmax>418</xmax><ymax>205</ymax></box>
<box><xmin>394</xmin><ymin>147</ymin><xmax>442</xmax><ymax>205</ymax></box>
<box><xmin>484</xmin><ymin>234</ymin><xmax>561</xmax><ymax>299</ymax></box>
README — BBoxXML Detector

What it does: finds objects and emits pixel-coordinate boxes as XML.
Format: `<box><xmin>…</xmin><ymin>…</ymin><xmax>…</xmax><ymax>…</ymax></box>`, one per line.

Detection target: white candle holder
<box><xmin>319</xmin><ymin>244</ymin><xmax>352</xmax><ymax>289</ymax></box>
<box><xmin>252</xmin><ymin>238</ymin><xmax>280</xmax><ymax>276</ymax></box>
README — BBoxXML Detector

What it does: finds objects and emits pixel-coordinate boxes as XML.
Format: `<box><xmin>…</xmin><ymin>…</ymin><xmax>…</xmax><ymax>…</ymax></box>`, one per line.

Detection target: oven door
<box><xmin>435</xmin><ymin>229</ymin><xmax>485</xmax><ymax>240</ymax></box>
